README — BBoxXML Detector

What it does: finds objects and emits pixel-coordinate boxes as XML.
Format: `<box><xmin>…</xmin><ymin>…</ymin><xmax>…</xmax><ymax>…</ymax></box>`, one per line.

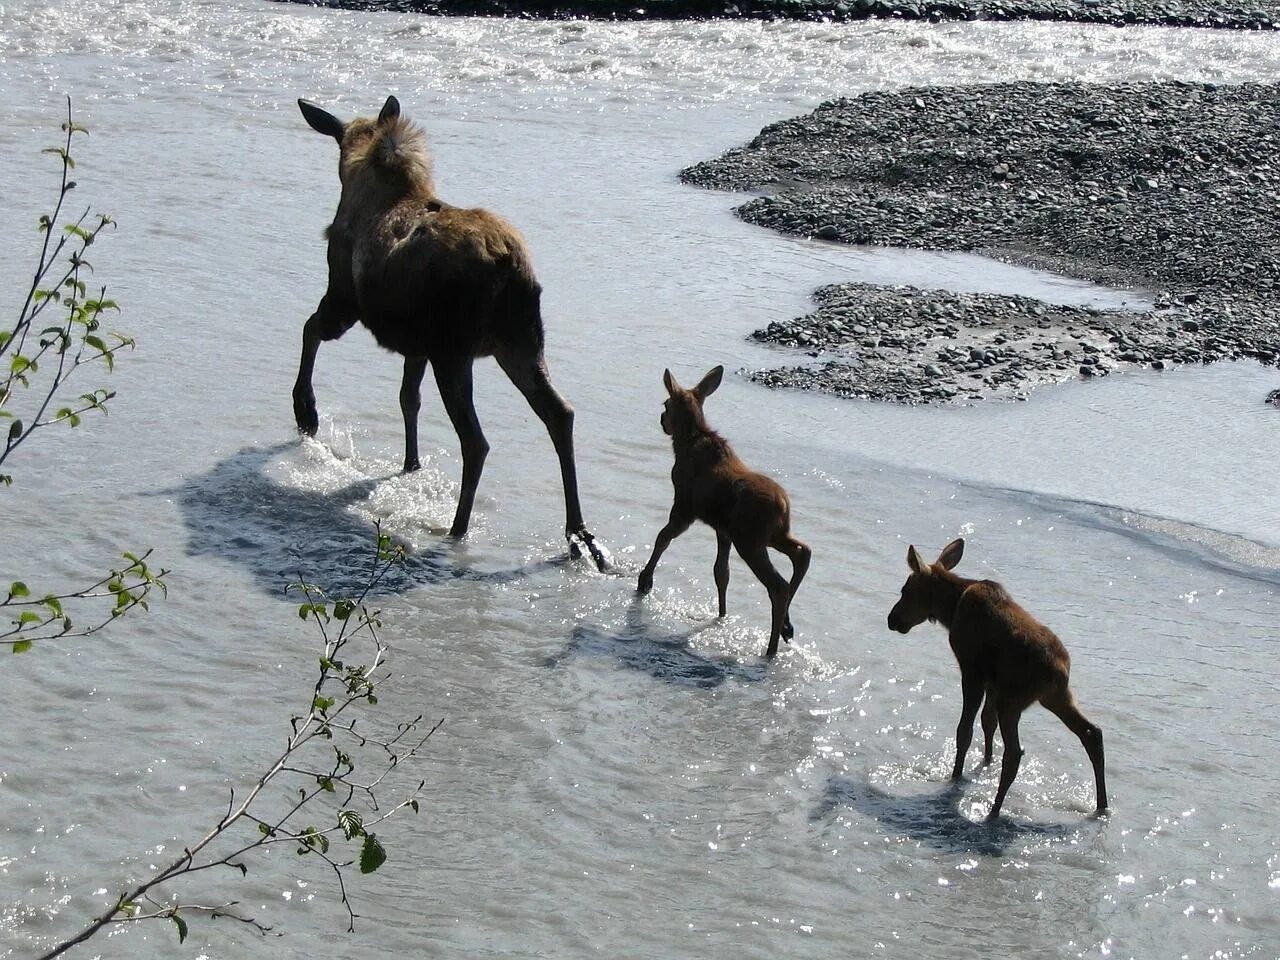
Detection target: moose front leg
<box><xmin>293</xmin><ymin>295</ymin><xmax>357</xmax><ymax>437</ymax></box>
<box><xmin>637</xmin><ymin>511</ymin><xmax>692</xmax><ymax>595</ymax></box>
<box><xmin>400</xmin><ymin>356</ymin><xmax>428</xmax><ymax>472</ymax></box>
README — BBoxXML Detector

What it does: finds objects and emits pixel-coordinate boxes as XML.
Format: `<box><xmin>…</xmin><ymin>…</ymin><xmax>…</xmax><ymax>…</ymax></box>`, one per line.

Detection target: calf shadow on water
<box><xmin>173</xmin><ymin>442</ymin><xmax>570</xmax><ymax>598</ymax></box>
<box><xmin>547</xmin><ymin>600</ymin><xmax>770</xmax><ymax>690</ymax></box>
<box><xmin>813</xmin><ymin>775</ymin><xmax>1075</xmax><ymax>857</ymax></box>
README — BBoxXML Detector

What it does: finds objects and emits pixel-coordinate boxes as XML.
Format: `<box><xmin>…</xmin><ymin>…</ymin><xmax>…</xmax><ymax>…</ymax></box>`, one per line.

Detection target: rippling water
<box><xmin>2</xmin><ymin>1</ymin><xmax>1279</xmax><ymax>957</ymax></box>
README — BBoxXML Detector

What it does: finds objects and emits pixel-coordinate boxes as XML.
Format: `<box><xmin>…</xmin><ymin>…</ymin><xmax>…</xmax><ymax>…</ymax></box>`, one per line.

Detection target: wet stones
<box><xmin>685</xmin><ymin>81</ymin><xmax>1280</xmax><ymax>405</ymax></box>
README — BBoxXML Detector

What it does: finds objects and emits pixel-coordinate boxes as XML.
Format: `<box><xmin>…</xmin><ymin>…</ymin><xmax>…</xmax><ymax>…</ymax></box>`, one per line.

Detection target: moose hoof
<box><xmin>636</xmin><ymin>572</ymin><xmax>654</xmax><ymax>595</ymax></box>
<box><xmin>781</xmin><ymin>618</ymin><xmax>795</xmax><ymax>641</ymax></box>
<box><xmin>403</xmin><ymin>458</ymin><xmax>421</xmax><ymax>473</ymax></box>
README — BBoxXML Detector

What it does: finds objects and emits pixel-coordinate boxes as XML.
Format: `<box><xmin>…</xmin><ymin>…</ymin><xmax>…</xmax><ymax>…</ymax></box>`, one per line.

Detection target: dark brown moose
<box><xmin>292</xmin><ymin>95</ymin><xmax>606</xmax><ymax>569</ymax></box>
<box><xmin>887</xmin><ymin>538</ymin><xmax>1107</xmax><ymax>819</ymax></box>
<box><xmin>637</xmin><ymin>366</ymin><xmax>811</xmax><ymax>658</ymax></box>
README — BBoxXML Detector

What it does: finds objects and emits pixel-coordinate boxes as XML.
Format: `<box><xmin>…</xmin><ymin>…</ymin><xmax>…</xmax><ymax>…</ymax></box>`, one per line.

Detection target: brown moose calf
<box><xmin>887</xmin><ymin>538</ymin><xmax>1107</xmax><ymax>819</ymax></box>
<box><xmin>637</xmin><ymin>366</ymin><xmax>810</xmax><ymax>658</ymax></box>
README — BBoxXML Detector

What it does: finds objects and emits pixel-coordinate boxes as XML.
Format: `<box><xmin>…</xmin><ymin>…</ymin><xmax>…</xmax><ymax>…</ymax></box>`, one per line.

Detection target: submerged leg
<box><xmin>987</xmin><ymin>703</ymin><xmax>1025</xmax><ymax>820</ymax></box>
<box><xmin>293</xmin><ymin>295</ymin><xmax>357</xmax><ymax>436</ymax></box>
<box><xmin>952</xmin><ymin>669</ymin><xmax>984</xmax><ymax>780</ymax></box>
<box><xmin>495</xmin><ymin>348</ymin><xmax>606</xmax><ymax>570</ymax></box>
<box><xmin>771</xmin><ymin>532</ymin><xmax>811</xmax><ymax>641</ymax></box>
<box><xmin>400</xmin><ymin>356</ymin><xmax>428</xmax><ymax>473</ymax></box>
<box><xmin>735</xmin><ymin>541</ymin><xmax>791</xmax><ymax>659</ymax></box>
<box><xmin>432</xmin><ymin>357</ymin><xmax>489</xmax><ymax>538</ymax></box>
<box><xmin>637</xmin><ymin>510</ymin><xmax>693</xmax><ymax>595</ymax></box>
<box><xmin>714</xmin><ymin>531</ymin><xmax>731</xmax><ymax>617</ymax></box>
<box><xmin>1042</xmin><ymin>687</ymin><xmax>1108</xmax><ymax>813</ymax></box>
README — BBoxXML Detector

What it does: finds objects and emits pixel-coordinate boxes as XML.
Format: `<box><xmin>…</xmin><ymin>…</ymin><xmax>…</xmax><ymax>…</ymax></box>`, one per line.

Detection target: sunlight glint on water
<box><xmin>1</xmin><ymin>2</ymin><xmax>1278</xmax><ymax>958</ymax></box>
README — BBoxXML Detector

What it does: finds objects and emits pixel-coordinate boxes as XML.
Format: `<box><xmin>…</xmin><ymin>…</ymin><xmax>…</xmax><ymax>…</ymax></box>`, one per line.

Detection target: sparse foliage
<box><xmin>36</xmin><ymin>527</ymin><xmax>439</xmax><ymax>959</ymax></box>
<box><xmin>2</xmin><ymin>98</ymin><xmax>167</xmax><ymax>653</ymax></box>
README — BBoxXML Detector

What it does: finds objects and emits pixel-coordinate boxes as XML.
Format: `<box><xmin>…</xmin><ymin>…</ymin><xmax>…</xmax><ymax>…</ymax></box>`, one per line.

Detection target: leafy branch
<box><xmin>2</xmin><ymin>550</ymin><xmax>168</xmax><ymax>652</ymax></box>
<box><xmin>1</xmin><ymin>96</ymin><xmax>132</xmax><ymax>487</ymax></box>
<box><xmin>35</xmin><ymin>527</ymin><xmax>441</xmax><ymax>959</ymax></box>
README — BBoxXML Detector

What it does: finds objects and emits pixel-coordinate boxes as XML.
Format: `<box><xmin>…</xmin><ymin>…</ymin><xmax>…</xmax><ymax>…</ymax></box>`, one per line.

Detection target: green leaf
<box><xmin>258</xmin><ymin>822</ymin><xmax>271</xmax><ymax>835</ymax></box>
<box><xmin>317</xmin><ymin>776</ymin><xmax>335</xmax><ymax>793</ymax></box>
<box><xmin>8</xmin><ymin>581</ymin><xmax>30</xmax><ymax>599</ymax></box>
<box><xmin>333</xmin><ymin>599</ymin><xmax>355</xmax><ymax>621</ymax></box>
<box><xmin>18</xmin><ymin>611</ymin><xmax>40</xmax><ymax>626</ymax></box>
<box><xmin>359</xmin><ymin>834</ymin><xmax>386</xmax><ymax>874</ymax></box>
<box><xmin>171</xmin><ymin>913</ymin><xmax>188</xmax><ymax>944</ymax></box>
<box><xmin>338</xmin><ymin>809</ymin><xmax>364</xmax><ymax>840</ymax></box>
<box><xmin>11</xmin><ymin>640</ymin><xmax>33</xmax><ymax>654</ymax></box>
<box><xmin>7</xmin><ymin>419</ymin><xmax>22</xmax><ymax>444</ymax></box>
<box><xmin>409</xmin><ymin>798</ymin><xmax>419</xmax><ymax>814</ymax></box>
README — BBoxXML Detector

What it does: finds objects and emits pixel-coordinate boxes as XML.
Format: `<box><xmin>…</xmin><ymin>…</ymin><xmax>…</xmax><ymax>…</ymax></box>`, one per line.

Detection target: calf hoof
<box><xmin>403</xmin><ymin>458</ymin><xmax>421</xmax><ymax>473</ymax></box>
<box><xmin>569</xmin><ymin>529</ymin><xmax>610</xmax><ymax>572</ymax></box>
<box><xmin>781</xmin><ymin>617</ymin><xmax>795</xmax><ymax>641</ymax></box>
<box><xmin>293</xmin><ymin>395</ymin><xmax>319</xmax><ymax>438</ymax></box>
<box><xmin>636</xmin><ymin>571</ymin><xmax>654</xmax><ymax>595</ymax></box>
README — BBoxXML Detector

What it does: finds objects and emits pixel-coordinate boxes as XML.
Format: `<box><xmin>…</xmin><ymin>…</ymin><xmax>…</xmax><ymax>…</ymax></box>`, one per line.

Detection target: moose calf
<box><xmin>887</xmin><ymin>538</ymin><xmax>1107</xmax><ymax>819</ymax></box>
<box><xmin>637</xmin><ymin>366</ymin><xmax>810</xmax><ymax>658</ymax></box>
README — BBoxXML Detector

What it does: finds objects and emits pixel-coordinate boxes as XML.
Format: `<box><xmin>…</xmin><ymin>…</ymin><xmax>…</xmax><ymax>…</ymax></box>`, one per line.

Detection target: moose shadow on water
<box><xmin>173</xmin><ymin>441</ymin><xmax>572</xmax><ymax>598</ymax></box>
<box><xmin>813</xmin><ymin>775</ymin><xmax>1078</xmax><ymax>857</ymax></box>
<box><xmin>547</xmin><ymin>599</ymin><xmax>770</xmax><ymax>689</ymax></box>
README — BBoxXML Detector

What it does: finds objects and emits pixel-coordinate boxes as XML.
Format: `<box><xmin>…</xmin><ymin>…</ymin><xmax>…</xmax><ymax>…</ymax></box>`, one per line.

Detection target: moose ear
<box><xmin>298</xmin><ymin>100</ymin><xmax>345</xmax><ymax>141</ymax></box>
<box><xmin>693</xmin><ymin>365</ymin><xmax>724</xmax><ymax>399</ymax></box>
<box><xmin>378</xmin><ymin>95</ymin><xmax>401</xmax><ymax>125</ymax></box>
<box><xmin>662</xmin><ymin>369</ymin><xmax>679</xmax><ymax>396</ymax></box>
<box><xmin>937</xmin><ymin>538</ymin><xmax>965</xmax><ymax>570</ymax></box>
<box><xmin>906</xmin><ymin>545</ymin><xmax>928</xmax><ymax>574</ymax></box>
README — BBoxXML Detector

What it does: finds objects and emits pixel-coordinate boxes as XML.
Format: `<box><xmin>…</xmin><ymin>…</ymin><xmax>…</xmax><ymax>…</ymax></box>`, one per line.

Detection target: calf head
<box><xmin>887</xmin><ymin>537</ymin><xmax>964</xmax><ymax>633</ymax></box>
<box><xmin>660</xmin><ymin>365</ymin><xmax>723</xmax><ymax>437</ymax></box>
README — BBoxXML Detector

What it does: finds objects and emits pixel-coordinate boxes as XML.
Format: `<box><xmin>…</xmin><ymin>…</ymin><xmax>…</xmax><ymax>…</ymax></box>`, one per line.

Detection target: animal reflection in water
<box><xmin>887</xmin><ymin>538</ymin><xmax>1108</xmax><ymax>820</ymax></box>
<box><xmin>291</xmin><ymin>95</ymin><xmax>607</xmax><ymax>571</ymax></box>
<box><xmin>638</xmin><ymin>366</ymin><xmax>811</xmax><ymax>658</ymax></box>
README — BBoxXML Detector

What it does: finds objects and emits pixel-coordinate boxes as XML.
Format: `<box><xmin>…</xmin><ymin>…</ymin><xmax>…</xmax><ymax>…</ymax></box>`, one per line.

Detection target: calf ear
<box><xmin>937</xmin><ymin>538</ymin><xmax>965</xmax><ymax>570</ymax></box>
<box><xmin>663</xmin><ymin>369</ymin><xmax>679</xmax><ymax>396</ymax></box>
<box><xmin>907</xmin><ymin>545</ymin><xmax>927</xmax><ymax>574</ymax></box>
<box><xmin>694</xmin><ymin>365</ymin><xmax>724</xmax><ymax>399</ymax></box>
<box><xmin>298</xmin><ymin>100</ymin><xmax>345</xmax><ymax>142</ymax></box>
<box><xmin>378</xmin><ymin>95</ymin><xmax>401</xmax><ymax>124</ymax></box>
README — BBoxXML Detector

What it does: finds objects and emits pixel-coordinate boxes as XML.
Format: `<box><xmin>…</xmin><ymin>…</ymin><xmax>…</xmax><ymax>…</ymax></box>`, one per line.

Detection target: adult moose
<box><xmin>637</xmin><ymin>366</ymin><xmax>810</xmax><ymax>658</ymax></box>
<box><xmin>887</xmin><ymin>538</ymin><xmax>1107</xmax><ymax>819</ymax></box>
<box><xmin>292</xmin><ymin>95</ymin><xmax>606</xmax><ymax>570</ymax></box>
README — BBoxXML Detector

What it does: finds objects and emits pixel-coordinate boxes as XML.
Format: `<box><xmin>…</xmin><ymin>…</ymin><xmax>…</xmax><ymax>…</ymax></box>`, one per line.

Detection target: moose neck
<box><xmin>929</xmin><ymin>570</ymin><xmax>978</xmax><ymax>630</ymax></box>
<box><xmin>670</xmin><ymin>408</ymin><xmax>720</xmax><ymax>458</ymax></box>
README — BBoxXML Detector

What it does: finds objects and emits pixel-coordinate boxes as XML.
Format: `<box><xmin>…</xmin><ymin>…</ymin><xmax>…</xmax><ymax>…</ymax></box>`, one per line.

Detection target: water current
<box><xmin>1</xmin><ymin>1</ymin><xmax>1279</xmax><ymax>957</ymax></box>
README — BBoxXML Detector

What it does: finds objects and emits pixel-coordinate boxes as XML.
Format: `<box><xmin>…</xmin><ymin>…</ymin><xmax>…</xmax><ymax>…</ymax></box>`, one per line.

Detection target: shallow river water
<box><xmin>2</xmin><ymin>1</ymin><xmax>1279</xmax><ymax>957</ymax></box>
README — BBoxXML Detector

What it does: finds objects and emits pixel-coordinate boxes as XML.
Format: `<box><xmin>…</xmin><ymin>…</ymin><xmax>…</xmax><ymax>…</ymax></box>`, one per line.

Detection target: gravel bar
<box><xmin>682</xmin><ymin>81</ymin><xmax>1280</xmax><ymax>404</ymax></box>
<box><xmin>273</xmin><ymin>0</ymin><xmax>1280</xmax><ymax>30</ymax></box>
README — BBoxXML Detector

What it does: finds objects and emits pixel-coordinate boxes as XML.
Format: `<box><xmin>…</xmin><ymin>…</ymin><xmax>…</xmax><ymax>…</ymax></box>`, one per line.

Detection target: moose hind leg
<box><xmin>1042</xmin><ymin>688</ymin><xmax>1108</xmax><ymax>812</ymax></box>
<box><xmin>496</xmin><ymin>348</ymin><xmax>606</xmax><ymax>570</ymax></box>
<box><xmin>400</xmin><ymin>356</ymin><xmax>428</xmax><ymax>473</ymax></box>
<box><xmin>736</xmin><ymin>542</ymin><xmax>790</xmax><ymax>658</ymax></box>
<box><xmin>987</xmin><ymin>703</ymin><xmax>1025</xmax><ymax>820</ymax></box>
<box><xmin>293</xmin><ymin>296</ymin><xmax>357</xmax><ymax>437</ymax></box>
<box><xmin>980</xmin><ymin>692</ymin><xmax>998</xmax><ymax>765</ymax></box>
<box><xmin>772</xmin><ymin>533</ymin><xmax>810</xmax><ymax>640</ymax></box>
<box><xmin>433</xmin><ymin>357</ymin><xmax>489</xmax><ymax>538</ymax></box>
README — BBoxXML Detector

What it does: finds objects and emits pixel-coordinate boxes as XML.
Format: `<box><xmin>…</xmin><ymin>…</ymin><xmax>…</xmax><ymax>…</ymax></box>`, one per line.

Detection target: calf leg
<box><xmin>293</xmin><ymin>295</ymin><xmax>357</xmax><ymax>436</ymax></box>
<box><xmin>714</xmin><ymin>532</ymin><xmax>731</xmax><ymax>617</ymax></box>
<box><xmin>771</xmin><ymin>532</ymin><xmax>810</xmax><ymax>640</ymax></box>
<box><xmin>1042</xmin><ymin>688</ymin><xmax>1108</xmax><ymax>812</ymax></box>
<box><xmin>637</xmin><ymin>510</ymin><xmax>692</xmax><ymax>595</ymax></box>
<box><xmin>735</xmin><ymin>542</ymin><xmax>791</xmax><ymax>659</ymax></box>
<box><xmin>432</xmin><ymin>357</ymin><xmax>489</xmax><ymax>539</ymax></box>
<box><xmin>953</xmin><ymin>670</ymin><xmax>984</xmax><ymax>780</ymax></box>
<box><xmin>980</xmin><ymin>692</ymin><xmax>998</xmax><ymax>765</ymax></box>
<box><xmin>987</xmin><ymin>704</ymin><xmax>1025</xmax><ymax>820</ymax></box>
<box><xmin>495</xmin><ymin>349</ymin><xmax>606</xmax><ymax>570</ymax></box>
<box><xmin>400</xmin><ymin>356</ymin><xmax>428</xmax><ymax>473</ymax></box>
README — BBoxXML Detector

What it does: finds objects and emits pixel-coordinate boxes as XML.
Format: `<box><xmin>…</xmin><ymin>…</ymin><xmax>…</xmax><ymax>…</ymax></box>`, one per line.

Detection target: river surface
<box><xmin>2</xmin><ymin>1</ymin><xmax>1279</xmax><ymax>957</ymax></box>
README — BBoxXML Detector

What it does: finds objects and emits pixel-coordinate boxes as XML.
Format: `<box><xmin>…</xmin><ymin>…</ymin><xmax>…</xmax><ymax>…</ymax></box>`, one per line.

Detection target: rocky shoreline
<box><xmin>682</xmin><ymin>81</ymin><xmax>1280</xmax><ymax>404</ymax></box>
<box><xmin>273</xmin><ymin>0</ymin><xmax>1280</xmax><ymax>30</ymax></box>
